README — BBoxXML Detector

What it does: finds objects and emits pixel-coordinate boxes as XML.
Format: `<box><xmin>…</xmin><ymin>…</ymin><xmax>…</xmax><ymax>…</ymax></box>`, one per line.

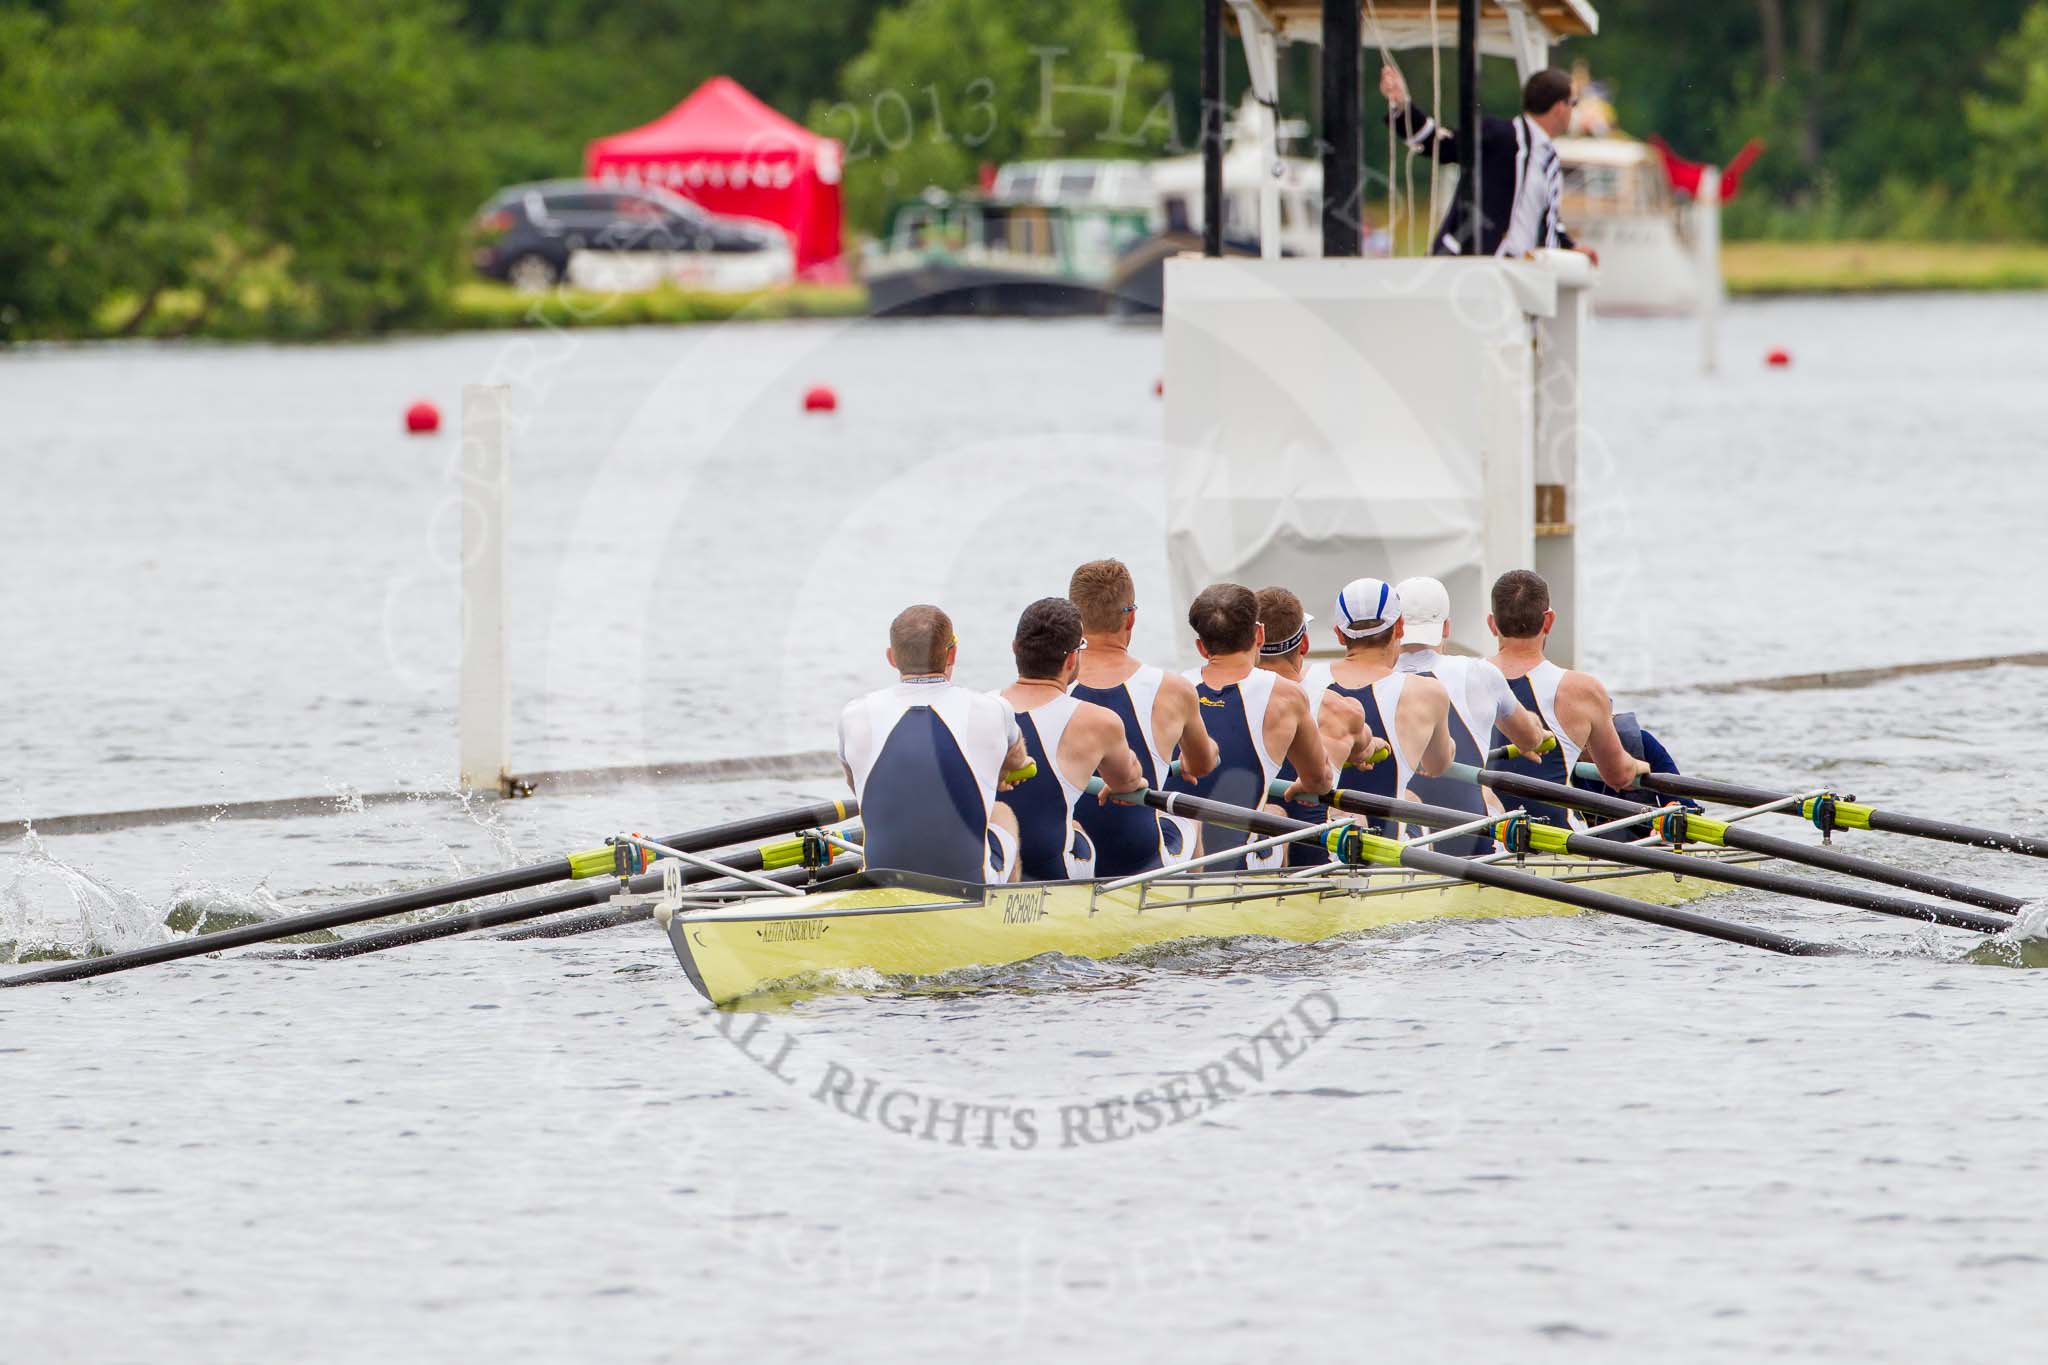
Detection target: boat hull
<box><xmin>864</xmin><ymin>265</ymin><xmax>1108</xmax><ymax>318</ymax></box>
<box><xmin>666</xmin><ymin>855</ymin><xmax>1747</xmax><ymax>1006</ymax></box>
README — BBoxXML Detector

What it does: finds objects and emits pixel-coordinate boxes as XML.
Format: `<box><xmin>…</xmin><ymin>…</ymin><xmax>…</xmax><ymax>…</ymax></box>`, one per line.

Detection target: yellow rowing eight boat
<box><xmin>662</xmin><ymin>853</ymin><xmax>1757</xmax><ymax>1006</ymax></box>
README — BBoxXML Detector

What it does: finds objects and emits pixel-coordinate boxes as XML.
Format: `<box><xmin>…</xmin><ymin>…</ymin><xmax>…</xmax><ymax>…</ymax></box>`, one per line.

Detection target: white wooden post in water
<box><xmin>1695</xmin><ymin>165</ymin><xmax>1724</xmax><ymax>376</ymax></box>
<box><xmin>459</xmin><ymin>384</ymin><xmax>511</xmax><ymax>795</ymax></box>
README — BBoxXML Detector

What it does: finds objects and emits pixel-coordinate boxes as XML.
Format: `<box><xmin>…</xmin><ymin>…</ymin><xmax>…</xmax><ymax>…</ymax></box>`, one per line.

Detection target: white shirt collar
<box><xmin>1523</xmin><ymin>115</ymin><xmax>1554</xmax><ymax>150</ymax></box>
<box><xmin>1395</xmin><ymin>647</ymin><xmax>1441</xmax><ymax>674</ymax></box>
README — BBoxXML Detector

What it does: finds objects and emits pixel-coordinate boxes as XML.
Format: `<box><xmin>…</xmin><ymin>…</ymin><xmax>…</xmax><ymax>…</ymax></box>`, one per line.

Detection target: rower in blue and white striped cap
<box><xmin>1302</xmin><ymin>577</ymin><xmax>1456</xmax><ymax>841</ymax></box>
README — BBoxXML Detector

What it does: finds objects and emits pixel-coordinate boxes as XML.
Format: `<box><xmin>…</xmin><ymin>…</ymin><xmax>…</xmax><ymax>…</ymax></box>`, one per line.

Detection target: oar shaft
<box><xmin>1316</xmin><ymin>788</ymin><xmax>2008</xmax><ymax>934</ymax></box>
<box><xmin>1460</xmin><ymin>765</ymin><xmax>2026</xmax><ymax>914</ymax></box>
<box><xmin>1611</xmin><ymin>767</ymin><xmax>2048</xmax><ymax>861</ymax></box>
<box><xmin>0</xmin><ymin>798</ymin><xmax>856</xmax><ymax>987</ymax></box>
<box><xmin>304</xmin><ymin>856</ymin><xmax>830</xmax><ymax>959</ymax></box>
<box><xmin>1143</xmin><ymin>790</ymin><xmax>1828</xmax><ymax>956</ymax></box>
<box><xmin>500</xmin><ymin>854</ymin><xmax>870</xmax><ymax>942</ymax></box>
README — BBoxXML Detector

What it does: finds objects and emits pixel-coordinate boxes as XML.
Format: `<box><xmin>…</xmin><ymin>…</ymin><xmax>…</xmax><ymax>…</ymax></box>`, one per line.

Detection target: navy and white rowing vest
<box><xmin>1394</xmin><ymin>653</ymin><xmax>1501</xmax><ymax>856</ymax></box>
<box><xmin>838</xmin><ymin>679</ymin><xmax>1019</xmax><ymax>883</ymax></box>
<box><xmin>1177</xmin><ymin>666</ymin><xmax>1281</xmax><ymax>872</ymax></box>
<box><xmin>994</xmin><ymin>694</ymin><xmax>1096</xmax><ymax>881</ymax></box>
<box><xmin>1071</xmin><ymin>665</ymin><xmax>1186</xmax><ymax>876</ymax></box>
<box><xmin>1307</xmin><ymin>662</ymin><xmax>1418</xmax><ymax>840</ymax></box>
<box><xmin>1488</xmin><ymin>659</ymin><xmax>1584</xmax><ymax>830</ymax></box>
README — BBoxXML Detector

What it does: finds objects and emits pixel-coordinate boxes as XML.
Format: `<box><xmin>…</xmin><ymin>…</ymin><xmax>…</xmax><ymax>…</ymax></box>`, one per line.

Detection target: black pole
<box><xmin>1201</xmin><ymin>0</ymin><xmax>1224</xmax><ymax>257</ymax></box>
<box><xmin>1320</xmin><ymin>0</ymin><xmax>1362</xmax><ymax>256</ymax></box>
<box><xmin>1458</xmin><ymin>0</ymin><xmax>1481</xmax><ymax>253</ymax></box>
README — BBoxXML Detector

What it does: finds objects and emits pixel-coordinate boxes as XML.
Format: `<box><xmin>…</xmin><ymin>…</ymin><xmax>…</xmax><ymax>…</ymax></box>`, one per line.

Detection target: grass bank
<box><xmin>446</xmin><ymin>280</ymin><xmax>867</xmax><ymax>329</ymax></box>
<box><xmin>1722</xmin><ymin>241</ymin><xmax>2048</xmax><ymax>295</ymax></box>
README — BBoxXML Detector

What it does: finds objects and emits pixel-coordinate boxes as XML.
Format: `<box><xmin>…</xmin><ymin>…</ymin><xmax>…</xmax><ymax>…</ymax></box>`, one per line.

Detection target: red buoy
<box><xmin>802</xmin><ymin>385</ymin><xmax>838</xmax><ymax>413</ymax></box>
<box><xmin>1153</xmin><ymin>377</ymin><xmax>1164</xmax><ymax>398</ymax></box>
<box><xmin>404</xmin><ymin>400</ymin><xmax>440</xmax><ymax>434</ymax></box>
<box><xmin>1765</xmin><ymin>348</ymin><xmax>1792</xmax><ymax>368</ymax></box>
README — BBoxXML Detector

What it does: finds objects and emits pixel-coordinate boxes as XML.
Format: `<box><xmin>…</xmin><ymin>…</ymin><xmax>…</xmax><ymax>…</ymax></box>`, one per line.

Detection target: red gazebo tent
<box><xmin>584</xmin><ymin>77</ymin><xmax>844</xmax><ymax>276</ymax></box>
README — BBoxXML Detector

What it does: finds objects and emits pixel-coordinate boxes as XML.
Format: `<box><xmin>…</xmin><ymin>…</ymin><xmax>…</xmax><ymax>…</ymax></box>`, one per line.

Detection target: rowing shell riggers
<box><xmin>1071</xmin><ymin>665</ymin><xmax>1186</xmax><ymax>876</ymax></box>
<box><xmin>839</xmin><ymin>678</ymin><xmax>1019</xmax><ymax>884</ymax></box>
<box><xmin>1172</xmin><ymin>666</ymin><xmax>1281</xmax><ymax>872</ymax></box>
<box><xmin>1489</xmin><ymin>659</ymin><xmax>1583</xmax><ymax>829</ymax></box>
<box><xmin>994</xmin><ymin>695</ymin><xmax>1098</xmax><ymax>881</ymax></box>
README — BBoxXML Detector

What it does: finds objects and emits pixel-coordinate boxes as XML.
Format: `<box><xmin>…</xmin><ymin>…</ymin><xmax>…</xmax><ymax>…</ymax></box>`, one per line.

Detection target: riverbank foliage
<box><xmin>12</xmin><ymin>0</ymin><xmax>2048</xmax><ymax>341</ymax></box>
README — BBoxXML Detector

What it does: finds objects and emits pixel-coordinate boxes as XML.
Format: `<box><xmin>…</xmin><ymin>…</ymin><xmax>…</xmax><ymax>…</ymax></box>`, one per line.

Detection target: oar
<box><xmin>1120</xmin><ymin>787</ymin><xmax>1834</xmax><ymax>956</ymax></box>
<box><xmin>1570</xmin><ymin>763</ymin><xmax>2048</xmax><ymax>862</ymax></box>
<box><xmin>1293</xmin><ymin>783</ymin><xmax>2009</xmax><ymax>935</ymax></box>
<box><xmin>497</xmin><ymin>850</ymin><xmax>871</xmax><ymax>943</ymax></box>
<box><xmin>0</xmin><ymin>799</ymin><xmax>856</xmax><ymax>987</ymax></box>
<box><xmin>1454</xmin><ymin>764</ymin><xmax>2025</xmax><ymax>914</ymax></box>
<box><xmin>300</xmin><ymin>824</ymin><xmax>862</xmax><ymax>959</ymax></box>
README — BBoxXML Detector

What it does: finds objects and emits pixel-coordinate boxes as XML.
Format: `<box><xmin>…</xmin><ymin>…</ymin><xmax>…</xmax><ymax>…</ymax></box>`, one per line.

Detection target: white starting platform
<box><xmin>1163</xmin><ymin>250</ymin><xmax>1592</xmax><ymax>664</ymax></box>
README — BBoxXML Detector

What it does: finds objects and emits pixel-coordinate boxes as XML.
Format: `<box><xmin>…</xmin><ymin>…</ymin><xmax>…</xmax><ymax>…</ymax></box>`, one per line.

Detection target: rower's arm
<box><xmin>1406</xmin><ymin>676</ymin><xmax>1456</xmax><ymax>777</ymax></box>
<box><xmin>1561</xmin><ymin>671</ymin><xmax>1650</xmax><ymax>789</ymax></box>
<box><xmin>1495</xmin><ymin>700</ymin><xmax>1549</xmax><ymax>755</ymax></box>
<box><xmin>1279</xmin><ymin>686</ymin><xmax>1336</xmax><ymax>794</ymax></box>
<box><xmin>1078</xmin><ymin>708</ymin><xmax>1146</xmax><ymax>795</ymax></box>
<box><xmin>1318</xmin><ymin>693</ymin><xmax>1366</xmax><ymax>770</ymax></box>
<box><xmin>1162</xmin><ymin>673</ymin><xmax>1220</xmax><ymax>781</ymax></box>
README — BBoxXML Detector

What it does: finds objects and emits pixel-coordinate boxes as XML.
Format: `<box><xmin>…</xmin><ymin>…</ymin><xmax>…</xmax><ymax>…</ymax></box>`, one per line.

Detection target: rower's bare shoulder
<box><xmin>1072</xmin><ymin>697</ymin><xmax>1126</xmax><ymax>744</ymax></box>
<box><xmin>1155</xmin><ymin>670</ymin><xmax>1199</xmax><ymax>707</ymax></box>
<box><xmin>1556</xmin><ymin>669</ymin><xmax>1612</xmax><ymax>710</ymax></box>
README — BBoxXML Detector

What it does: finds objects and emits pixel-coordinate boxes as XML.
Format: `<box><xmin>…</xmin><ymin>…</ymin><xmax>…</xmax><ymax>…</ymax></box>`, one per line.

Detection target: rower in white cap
<box><xmin>1303</xmin><ymin>578</ymin><xmax>1456</xmax><ymax>840</ymax></box>
<box><xmin>1391</xmin><ymin>575</ymin><xmax>1553</xmax><ymax>854</ymax></box>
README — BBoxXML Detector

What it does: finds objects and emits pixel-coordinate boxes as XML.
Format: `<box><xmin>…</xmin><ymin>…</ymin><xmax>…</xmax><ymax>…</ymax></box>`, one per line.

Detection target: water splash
<box><xmin>1963</xmin><ymin>900</ymin><xmax>2048</xmax><ymax>968</ymax></box>
<box><xmin>0</xmin><ymin>827</ymin><xmax>168</xmax><ymax>962</ymax></box>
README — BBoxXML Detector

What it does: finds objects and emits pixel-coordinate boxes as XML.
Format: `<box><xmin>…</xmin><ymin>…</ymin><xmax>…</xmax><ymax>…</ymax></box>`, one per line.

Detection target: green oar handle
<box><xmin>1579</xmin><ymin>764</ymin><xmax>2048</xmax><ymax>862</ymax></box>
<box><xmin>1137</xmin><ymin>786</ymin><xmax>1828</xmax><ymax>956</ymax></box>
<box><xmin>1288</xmin><ymin>779</ymin><xmax>2006</xmax><ymax>934</ymax></box>
<box><xmin>1458</xmin><ymin>762</ymin><xmax>2025</xmax><ymax>913</ymax></box>
<box><xmin>0</xmin><ymin>798</ymin><xmax>860</xmax><ymax>988</ymax></box>
<box><xmin>1490</xmin><ymin>734</ymin><xmax>1560</xmax><ymax>762</ymax></box>
<box><xmin>304</xmin><ymin>829</ymin><xmax>864</xmax><ymax>959</ymax></box>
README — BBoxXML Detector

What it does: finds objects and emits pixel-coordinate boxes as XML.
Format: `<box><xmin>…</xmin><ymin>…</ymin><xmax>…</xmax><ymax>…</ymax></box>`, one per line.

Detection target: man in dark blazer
<box><xmin>1378</xmin><ymin>65</ymin><xmax>1600</xmax><ymax>265</ymax></box>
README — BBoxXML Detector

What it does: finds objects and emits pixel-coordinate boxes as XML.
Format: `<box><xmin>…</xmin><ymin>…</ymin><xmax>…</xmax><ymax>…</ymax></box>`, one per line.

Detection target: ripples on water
<box><xmin>5</xmin><ymin>298</ymin><xmax>2048</xmax><ymax>1360</ymax></box>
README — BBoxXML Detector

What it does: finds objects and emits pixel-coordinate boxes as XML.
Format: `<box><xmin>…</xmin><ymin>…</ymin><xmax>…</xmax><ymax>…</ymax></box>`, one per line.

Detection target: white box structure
<box><xmin>1163</xmin><ymin>252</ymin><xmax>1591</xmax><ymax>664</ymax></box>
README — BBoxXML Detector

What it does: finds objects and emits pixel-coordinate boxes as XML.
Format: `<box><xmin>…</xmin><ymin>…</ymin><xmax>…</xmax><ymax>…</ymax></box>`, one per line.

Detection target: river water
<box><xmin>4</xmin><ymin>295</ymin><xmax>2048</xmax><ymax>1361</ymax></box>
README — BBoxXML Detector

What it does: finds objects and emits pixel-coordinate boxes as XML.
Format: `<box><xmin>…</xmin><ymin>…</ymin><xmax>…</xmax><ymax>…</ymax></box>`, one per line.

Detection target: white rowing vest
<box><xmin>1499</xmin><ymin>658</ymin><xmax>1586</xmax><ymax>830</ymax></box>
<box><xmin>1181</xmin><ymin>664</ymin><xmax>1282</xmax><ymax>869</ymax></box>
<box><xmin>993</xmin><ymin>691</ymin><xmax>1096</xmax><ymax>879</ymax></box>
<box><xmin>838</xmin><ymin>678</ymin><xmax>1019</xmax><ymax>883</ymax></box>
<box><xmin>1397</xmin><ymin>650</ymin><xmax>1520</xmax><ymax>758</ymax></box>
<box><xmin>1306</xmin><ymin>661</ymin><xmax>1420</xmax><ymax>826</ymax></box>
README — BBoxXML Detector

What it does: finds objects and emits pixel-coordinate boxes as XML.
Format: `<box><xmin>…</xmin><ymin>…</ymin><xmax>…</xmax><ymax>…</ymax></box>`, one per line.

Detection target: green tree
<box><xmin>1969</xmin><ymin>3</ymin><xmax>2048</xmax><ymax>238</ymax></box>
<box><xmin>817</xmin><ymin>0</ymin><xmax>1171</xmax><ymax>231</ymax></box>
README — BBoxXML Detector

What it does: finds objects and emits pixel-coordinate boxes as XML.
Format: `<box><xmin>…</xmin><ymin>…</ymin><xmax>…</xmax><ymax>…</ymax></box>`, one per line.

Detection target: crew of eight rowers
<box><xmin>835</xmin><ymin>558</ymin><xmax>1663</xmax><ymax>886</ymax></box>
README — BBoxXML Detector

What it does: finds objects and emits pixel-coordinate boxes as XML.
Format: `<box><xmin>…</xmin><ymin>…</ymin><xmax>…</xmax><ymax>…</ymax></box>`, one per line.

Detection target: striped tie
<box><xmin>1542</xmin><ymin>142</ymin><xmax>1564</xmax><ymax>246</ymax></box>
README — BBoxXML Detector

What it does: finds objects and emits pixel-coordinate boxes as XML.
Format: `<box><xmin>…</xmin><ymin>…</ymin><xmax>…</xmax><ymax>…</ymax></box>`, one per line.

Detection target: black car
<box><xmin>470</xmin><ymin>180</ymin><xmax>790</xmax><ymax>290</ymax></box>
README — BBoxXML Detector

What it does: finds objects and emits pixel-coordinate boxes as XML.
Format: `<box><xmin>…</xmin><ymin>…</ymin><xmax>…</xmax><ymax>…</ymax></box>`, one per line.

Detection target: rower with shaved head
<box><xmin>1178</xmin><ymin>582</ymin><xmax>1338</xmax><ymax>869</ymax></box>
<box><xmin>1252</xmin><ymin>586</ymin><xmax>1387</xmax><ymax>867</ymax></box>
<box><xmin>1390</xmin><ymin>575</ymin><xmax>1553</xmax><ymax>855</ymax></box>
<box><xmin>995</xmin><ymin>598</ymin><xmax>1147</xmax><ymax>881</ymax></box>
<box><xmin>1486</xmin><ymin>568</ymin><xmax>1652</xmax><ymax>828</ymax></box>
<box><xmin>1068</xmin><ymin>558</ymin><xmax>1219</xmax><ymax>875</ymax></box>
<box><xmin>1305</xmin><ymin>578</ymin><xmax>1457</xmax><ymax>840</ymax></box>
<box><xmin>838</xmin><ymin>604</ymin><xmax>1031</xmax><ymax>885</ymax></box>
